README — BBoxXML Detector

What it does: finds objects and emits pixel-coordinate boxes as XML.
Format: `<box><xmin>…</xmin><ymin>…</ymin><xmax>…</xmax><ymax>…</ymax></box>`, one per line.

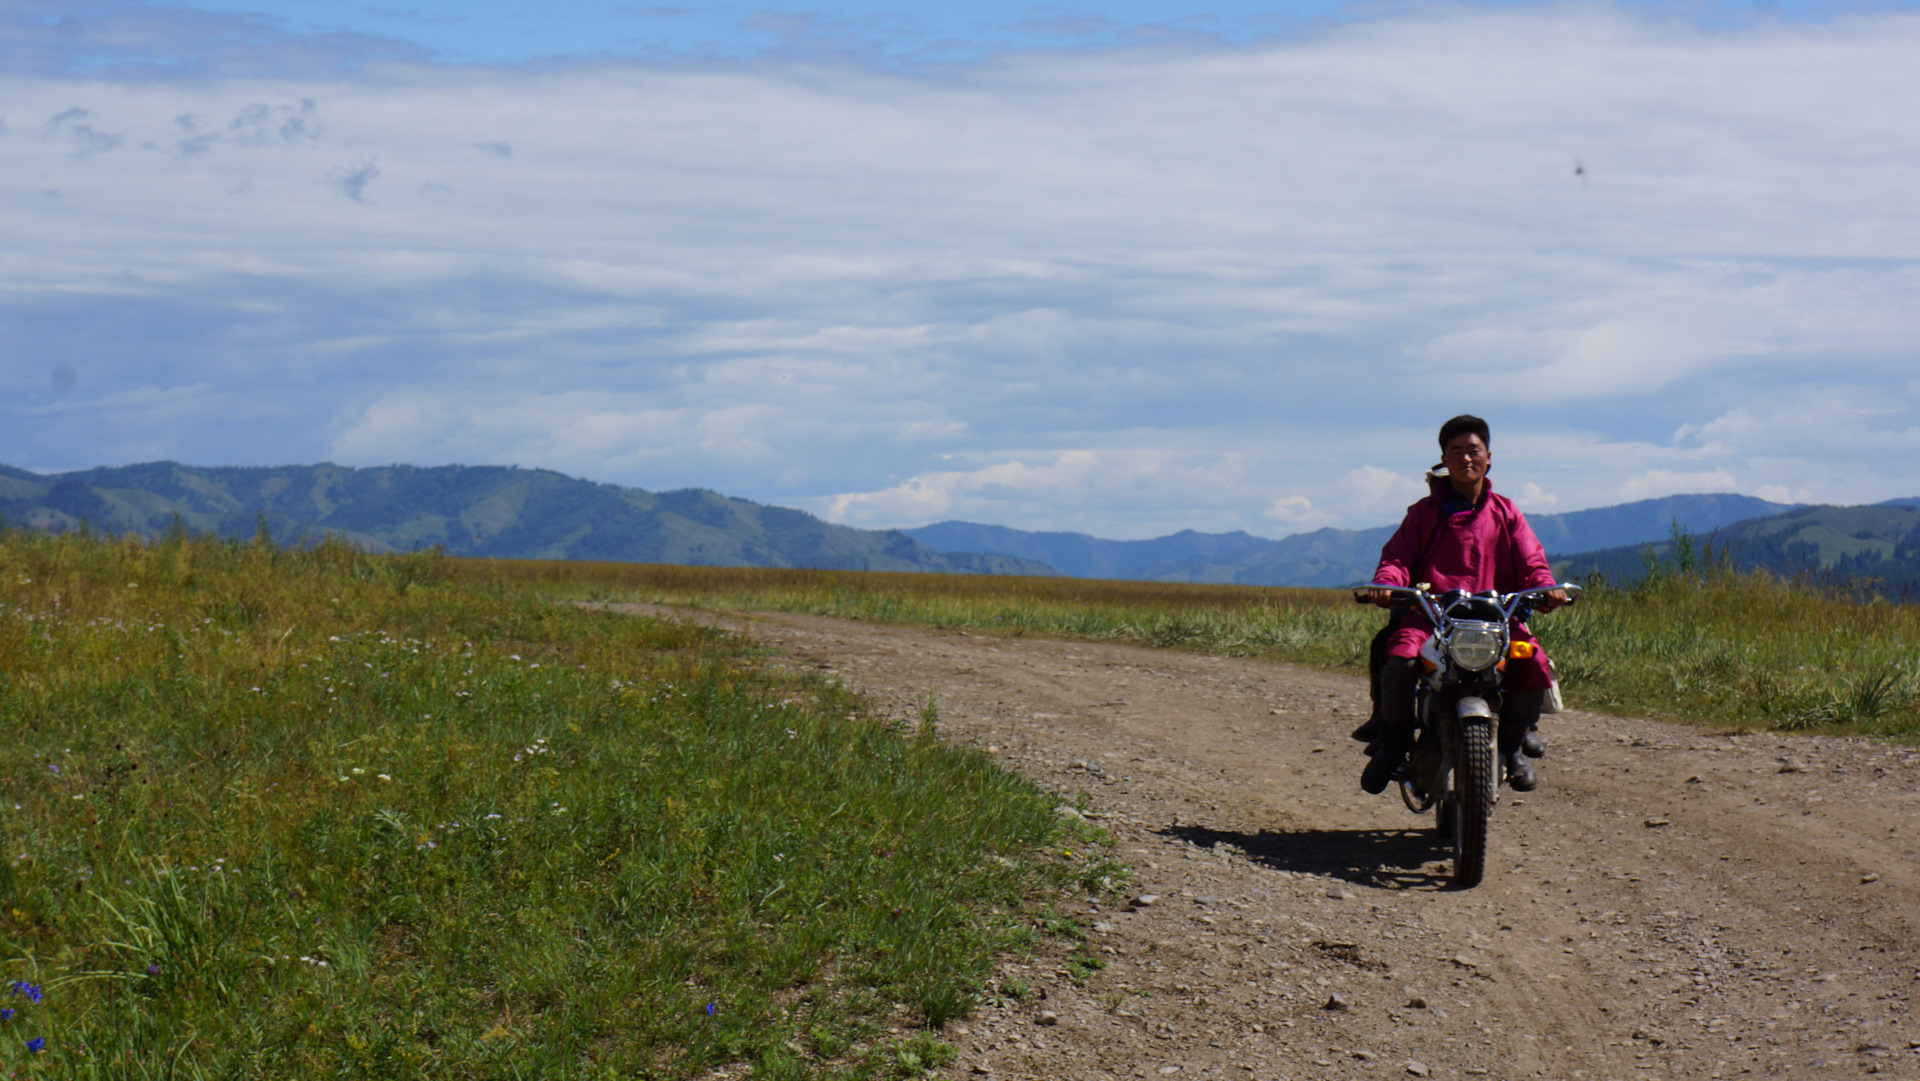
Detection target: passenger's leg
<box><xmin>1499</xmin><ymin>688</ymin><xmax>1545</xmax><ymax>791</ymax></box>
<box><xmin>1351</xmin><ymin>623</ymin><xmax>1395</xmax><ymax>744</ymax></box>
<box><xmin>1360</xmin><ymin>657</ymin><xmax>1419</xmax><ymax>794</ymax></box>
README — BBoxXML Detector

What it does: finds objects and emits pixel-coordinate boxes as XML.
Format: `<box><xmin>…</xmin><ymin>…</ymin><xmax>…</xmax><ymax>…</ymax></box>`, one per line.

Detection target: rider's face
<box><xmin>1442</xmin><ymin>434</ymin><xmax>1490</xmax><ymax>491</ymax></box>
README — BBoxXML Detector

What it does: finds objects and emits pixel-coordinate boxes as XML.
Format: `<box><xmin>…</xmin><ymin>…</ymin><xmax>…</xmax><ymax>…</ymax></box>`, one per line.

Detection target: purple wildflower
<box><xmin>46</xmin><ymin>764</ymin><xmax>58</xmax><ymax>775</ymax></box>
<box><xmin>705</xmin><ymin>1002</ymin><xmax>716</xmax><ymax>1017</ymax></box>
<box><xmin>26</xmin><ymin>1036</ymin><xmax>43</xmax><ymax>1052</ymax></box>
<box><xmin>8</xmin><ymin>982</ymin><xmax>41</xmax><ymax>1004</ymax></box>
<box><xmin>0</xmin><ymin>1008</ymin><xmax>12</xmax><ymax>1021</ymax></box>
<box><xmin>147</xmin><ymin>964</ymin><xmax>161</xmax><ymax>975</ymax></box>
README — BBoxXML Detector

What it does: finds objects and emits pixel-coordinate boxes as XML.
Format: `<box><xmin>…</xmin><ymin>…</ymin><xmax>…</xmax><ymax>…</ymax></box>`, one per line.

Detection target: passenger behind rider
<box><xmin>1352</xmin><ymin>415</ymin><xmax>1567</xmax><ymax>795</ymax></box>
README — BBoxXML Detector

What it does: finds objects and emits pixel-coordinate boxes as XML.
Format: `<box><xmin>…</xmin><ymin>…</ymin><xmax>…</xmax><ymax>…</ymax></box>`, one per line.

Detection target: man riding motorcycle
<box><xmin>1352</xmin><ymin>415</ymin><xmax>1567</xmax><ymax>795</ymax></box>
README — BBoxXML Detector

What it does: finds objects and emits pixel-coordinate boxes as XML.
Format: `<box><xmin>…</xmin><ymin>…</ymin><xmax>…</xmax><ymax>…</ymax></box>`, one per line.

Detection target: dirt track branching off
<box><xmin>486</xmin><ymin>559</ymin><xmax>1920</xmax><ymax>739</ymax></box>
<box><xmin>612</xmin><ymin>603</ymin><xmax>1920</xmax><ymax>1081</ymax></box>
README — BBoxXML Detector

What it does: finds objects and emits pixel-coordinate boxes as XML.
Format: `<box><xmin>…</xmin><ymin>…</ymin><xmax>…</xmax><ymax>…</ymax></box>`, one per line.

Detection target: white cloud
<box><xmin>328</xmin><ymin>392</ymin><xmax>789</xmax><ymax>477</ymax></box>
<box><xmin>1751</xmin><ymin>483</ymin><xmax>1826</xmax><ymax>505</ymax></box>
<box><xmin>1264</xmin><ymin>495</ymin><xmax>1330</xmax><ymax>528</ymax></box>
<box><xmin>1619</xmin><ymin>469</ymin><xmax>1741</xmax><ymax>501</ymax></box>
<box><xmin>1513</xmin><ymin>482</ymin><xmax>1559</xmax><ymax>510</ymax></box>
<box><xmin>1680</xmin><ymin>400</ymin><xmax>1920</xmax><ymax>459</ymax></box>
<box><xmin>824</xmin><ymin>452</ymin><xmax>1105</xmax><ymax>523</ymax></box>
<box><xmin>821</xmin><ymin>450</ymin><xmax>1256</xmax><ymax>537</ymax></box>
<box><xmin>1339</xmin><ymin>465</ymin><xmax>1429</xmax><ymax>519</ymax></box>
<box><xmin>4</xmin><ymin>7</ymin><xmax>1920</xmax><ymax>533</ymax></box>
<box><xmin>1654</xmin><ymin>396</ymin><xmax>1920</xmax><ymax>506</ymax></box>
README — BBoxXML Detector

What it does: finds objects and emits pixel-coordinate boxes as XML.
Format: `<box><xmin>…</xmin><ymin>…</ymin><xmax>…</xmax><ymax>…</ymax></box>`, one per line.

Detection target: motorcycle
<box><xmin>1349</xmin><ymin>582</ymin><xmax>1582</xmax><ymax>888</ymax></box>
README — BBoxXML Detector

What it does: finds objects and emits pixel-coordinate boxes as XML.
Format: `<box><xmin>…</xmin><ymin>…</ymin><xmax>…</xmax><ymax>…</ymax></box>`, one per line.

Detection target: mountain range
<box><xmin>5</xmin><ymin>460</ymin><xmax>1916</xmax><ymax>592</ymax></box>
<box><xmin>0</xmin><ymin>461</ymin><xmax>1050</xmax><ymax>576</ymax></box>
<box><xmin>904</xmin><ymin>493</ymin><xmax>1795</xmax><ymax>587</ymax></box>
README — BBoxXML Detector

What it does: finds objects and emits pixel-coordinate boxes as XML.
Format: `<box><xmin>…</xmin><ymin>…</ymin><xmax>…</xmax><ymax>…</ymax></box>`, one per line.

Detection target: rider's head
<box><xmin>1438</xmin><ymin>414</ymin><xmax>1489</xmax><ymax>452</ymax></box>
<box><xmin>1437</xmin><ymin>414</ymin><xmax>1491</xmax><ymax>499</ymax></box>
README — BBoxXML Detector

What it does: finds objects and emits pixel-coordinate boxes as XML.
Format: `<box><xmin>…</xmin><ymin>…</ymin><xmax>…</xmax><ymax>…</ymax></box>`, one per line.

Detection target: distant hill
<box><xmin>909</xmin><ymin>493</ymin><xmax>1801</xmax><ymax>587</ymax></box>
<box><xmin>1554</xmin><ymin>504</ymin><xmax>1920</xmax><ymax>594</ymax></box>
<box><xmin>901</xmin><ymin>522</ymin><xmax>1270</xmax><ymax>579</ymax></box>
<box><xmin>0</xmin><ymin>462</ymin><xmax>1055</xmax><ymax>576</ymax></box>
<box><xmin>12</xmin><ymin>461</ymin><xmax>1905</xmax><ymax>590</ymax></box>
<box><xmin>1130</xmin><ymin>524</ymin><xmax>1396</xmax><ymax>588</ymax></box>
<box><xmin>1525</xmin><ymin>493</ymin><xmax>1793</xmax><ymax>554</ymax></box>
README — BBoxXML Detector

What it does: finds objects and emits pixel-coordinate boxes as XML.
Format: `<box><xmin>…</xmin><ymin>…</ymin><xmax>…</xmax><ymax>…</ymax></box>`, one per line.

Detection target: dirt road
<box><xmin>604</xmin><ymin>606</ymin><xmax>1920</xmax><ymax>1080</ymax></box>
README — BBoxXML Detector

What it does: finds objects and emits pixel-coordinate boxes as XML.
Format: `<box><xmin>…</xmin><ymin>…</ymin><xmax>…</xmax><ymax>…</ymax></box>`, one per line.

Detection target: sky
<box><xmin>3</xmin><ymin>0</ymin><xmax>1918</xmax><ymax>539</ymax></box>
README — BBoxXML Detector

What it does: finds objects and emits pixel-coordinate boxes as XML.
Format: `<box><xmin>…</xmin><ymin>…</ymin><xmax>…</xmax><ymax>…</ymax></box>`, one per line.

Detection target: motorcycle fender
<box><xmin>1413</xmin><ymin>633</ymin><xmax>1443</xmax><ymax>668</ymax></box>
<box><xmin>1454</xmin><ymin>696</ymin><xmax>1500</xmax><ymax>805</ymax></box>
<box><xmin>1419</xmin><ymin>635</ymin><xmax>1445</xmax><ymax>674</ymax></box>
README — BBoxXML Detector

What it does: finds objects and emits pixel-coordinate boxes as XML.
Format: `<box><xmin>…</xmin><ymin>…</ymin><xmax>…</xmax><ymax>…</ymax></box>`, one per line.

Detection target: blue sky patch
<box><xmin>3</xmin><ymin>0</ymin><xmax>1918</xmax><ymax>536</ymax></box>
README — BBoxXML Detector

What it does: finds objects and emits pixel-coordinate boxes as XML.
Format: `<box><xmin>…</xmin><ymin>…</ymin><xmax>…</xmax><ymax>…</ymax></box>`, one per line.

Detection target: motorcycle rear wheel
<box><xmin>1452</xmin><ymin>715</ymin><xmax>1495</xmax><ymax>888</ymax></box>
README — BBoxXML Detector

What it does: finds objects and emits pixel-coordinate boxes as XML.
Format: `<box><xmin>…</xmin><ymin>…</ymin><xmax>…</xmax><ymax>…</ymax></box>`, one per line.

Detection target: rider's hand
<box><xmin>1538</xmin><ymin>588</ymin><xmax>1569</xmax><ymax>611</ymax></box>
<box><xmin>1369</xmin><ymin>588</ymin><xmax>1393</xmax><ymax>608</ymax></box>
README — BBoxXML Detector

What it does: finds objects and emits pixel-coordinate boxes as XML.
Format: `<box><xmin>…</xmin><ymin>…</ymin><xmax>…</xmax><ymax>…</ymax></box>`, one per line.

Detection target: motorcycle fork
<box><xmin>1434</xmin><ymin>702</ymin><xmax>1458</xmax><ymax>807</ymax></box>
<box><xmin>1429</xmin><ymin>683</ymin><xmax>1500</xmax><ymax>809</ymax></box>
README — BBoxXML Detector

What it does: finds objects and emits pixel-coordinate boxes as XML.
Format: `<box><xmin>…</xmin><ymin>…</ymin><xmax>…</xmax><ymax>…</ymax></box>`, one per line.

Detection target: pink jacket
<box><xmin>1372</xmin><ymin>476</ymin><xmax>1557</xmax><ymax>595</ymax></box>
<box><xmin>1372</xmin><ymin>476</ymin><xmax>1558</xmax><ymax>689</ymax></box>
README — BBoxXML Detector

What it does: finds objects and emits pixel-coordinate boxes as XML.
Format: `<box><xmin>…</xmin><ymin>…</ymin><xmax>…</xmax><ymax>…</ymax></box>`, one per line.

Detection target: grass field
<box><xmin>0</xmin><ymin>530</ymin><xmax>1112</xmax><ymax>1078</ymax></box>
<box><xmin>475</xmin><ymin>557</ymin><xmax>1920</xmax><ymax>740</ymax></box>
<box><xmin>6</xmin><ymin>529</ymin><xmax>1916</xmax><ymax>1077</ymax></box>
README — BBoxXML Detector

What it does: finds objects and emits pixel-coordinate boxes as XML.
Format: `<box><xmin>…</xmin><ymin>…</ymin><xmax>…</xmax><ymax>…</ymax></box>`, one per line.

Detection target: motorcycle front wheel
<box><xmin>1451</xmin><ymin>715</ymin><xmax>1495</xmax><ymax>888</ymax></box>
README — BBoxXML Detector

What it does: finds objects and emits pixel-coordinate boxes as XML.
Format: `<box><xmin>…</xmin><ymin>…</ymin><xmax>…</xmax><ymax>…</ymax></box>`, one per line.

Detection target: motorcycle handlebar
<box><xmin>1349</xmin><ymin>582</ymin><xmax>1583</xmax><ymax>617</ymax></box>
<box><xmin>1350</xmin><ymin>584</ymin><xmax>1416</xmax><ymax>607</ymax></box>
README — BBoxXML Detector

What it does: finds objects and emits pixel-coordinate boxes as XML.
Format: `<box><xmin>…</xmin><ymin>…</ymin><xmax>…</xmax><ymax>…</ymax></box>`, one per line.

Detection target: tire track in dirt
<box><xmin>595</xmin><ymin>605</ymin><xmax>1920</xmax><ymax>1080</ymax></box>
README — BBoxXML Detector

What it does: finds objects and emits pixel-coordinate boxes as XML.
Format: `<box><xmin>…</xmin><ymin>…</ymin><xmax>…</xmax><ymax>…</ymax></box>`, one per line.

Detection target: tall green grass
<box><xmin>482</xmin><ymin>558</ymin><xmax>1920</xmax><ymax>739</ymax></box>
<box><xmin>1544</xmin><ymin>569</ymin><xmax>1920</xmax><ymax>733</ymax></box>
<box><xmin>0</xmin><ymin>531</ymin><xmax>1097</xmax><ymax>1078</ymax></box>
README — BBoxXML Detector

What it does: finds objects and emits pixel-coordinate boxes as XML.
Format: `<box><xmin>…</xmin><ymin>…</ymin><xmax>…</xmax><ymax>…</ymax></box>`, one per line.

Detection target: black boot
<box><xmin>1356</xmin><ymin>622</ymin><xmax>1392</xmax><ymax>747</ymax></box>
<box><xmin>1350</xmin><ymin>715</ymin><xmax>1380</xmax><ymax>744</ymax></box>
<box><xmin>1499</xmin><ymin>689</ymin><xmax>1548</xmax><ymax>777</ymax></box>
<box><xmin>1361</xmin><ymin>658</ymin><xmax>1418</xmax><ymax>794</ymax></box>
<box><xmin>1499</xmin><ymin>721</ymin><xmax>1538</xmax><ymax>792</ymax></box>
<box><xmin>1360</xmin><ymin>735</ymin><xmax>1408</xmax><ymax>793</ymax></box>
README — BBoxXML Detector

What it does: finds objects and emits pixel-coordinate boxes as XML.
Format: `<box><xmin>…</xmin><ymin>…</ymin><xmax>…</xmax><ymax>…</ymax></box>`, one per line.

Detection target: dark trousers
<box><xmin>1366</xmin><ymin>621</ymin><xmax>1395</xmax><ymax>724</ymax></box>
<box><xmin>1367</xmin><ymin>618</ymin><xmax>1542</xmax><ymax>735</ymax></box>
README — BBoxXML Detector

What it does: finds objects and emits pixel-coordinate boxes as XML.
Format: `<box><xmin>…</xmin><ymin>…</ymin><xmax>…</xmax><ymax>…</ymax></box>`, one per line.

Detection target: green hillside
<box><xmin>1555</xmin><ymin>504</ymin><xmax>1920</xmax><ymax>595</ymax></box>
<box><xmin>0</xmin><ymin>462</ymin><xmax>1053</xmax><ymax>575</ymax></box>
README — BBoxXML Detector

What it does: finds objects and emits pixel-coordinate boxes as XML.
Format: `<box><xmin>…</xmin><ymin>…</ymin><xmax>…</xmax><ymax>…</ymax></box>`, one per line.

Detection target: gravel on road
<box><xmin>593</xmin><ymin>604</ymin><xmax>1920</xmax><ymax>1081</ymax></box>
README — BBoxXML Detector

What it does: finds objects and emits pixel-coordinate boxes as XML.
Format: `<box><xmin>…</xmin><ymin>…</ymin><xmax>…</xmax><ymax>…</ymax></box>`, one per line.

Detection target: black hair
<box><xmin>1438</xmin><ymin>414</ymin><xmax>1490</xmax><ymax>451</ymax></box>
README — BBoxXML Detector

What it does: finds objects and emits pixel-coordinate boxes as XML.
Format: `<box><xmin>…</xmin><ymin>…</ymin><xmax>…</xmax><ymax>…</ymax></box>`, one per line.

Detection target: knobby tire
<box><xmin>1452</xmin><ymin>715</ymin><xmax>1495</xmax><ymax>888</ymax></box>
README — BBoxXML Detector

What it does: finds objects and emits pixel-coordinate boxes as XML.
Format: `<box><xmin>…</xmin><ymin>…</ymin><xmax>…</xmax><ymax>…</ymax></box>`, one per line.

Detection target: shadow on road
<box><xmin>1163</xmin><ymin>823</ymin><xmax>1459</xmax><ymax>891</ymax></box>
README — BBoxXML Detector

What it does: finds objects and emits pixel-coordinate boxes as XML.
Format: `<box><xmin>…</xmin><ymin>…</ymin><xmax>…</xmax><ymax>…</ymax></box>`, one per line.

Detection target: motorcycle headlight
<box><xmin>1446</xmin><ymin>622</ymin><xmax>1504</xmax><ymax>671</ymax></box>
